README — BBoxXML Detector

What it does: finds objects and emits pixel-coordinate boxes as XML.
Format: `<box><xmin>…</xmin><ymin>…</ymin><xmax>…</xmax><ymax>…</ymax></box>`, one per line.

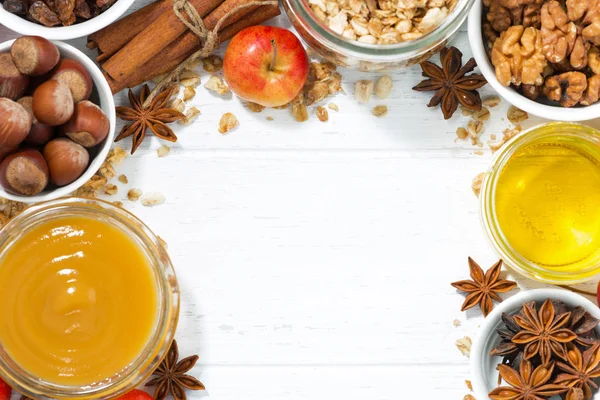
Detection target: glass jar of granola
<box><xmin>282</xmin><ymin>0</ymin><xmax>475</xmax><ymax>71</ymax></box>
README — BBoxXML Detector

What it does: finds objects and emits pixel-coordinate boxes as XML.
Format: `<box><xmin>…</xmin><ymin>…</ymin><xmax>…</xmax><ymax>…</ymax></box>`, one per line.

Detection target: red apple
<box><xmin>223</xmin><ymin>26</ymin><xmax>309</xmax><ymax>108</ymax></box>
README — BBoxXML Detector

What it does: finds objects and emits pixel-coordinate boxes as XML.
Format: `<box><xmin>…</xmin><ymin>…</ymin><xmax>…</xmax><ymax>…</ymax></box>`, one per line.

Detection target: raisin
<box><xmin>2</xmin><ymin>0</ymin><xmax>27</xmax><ymax>14</ymax></box>
<box><xmin>28</xmin><ymin>1</ymin><xmax>60</xmax><ymax>26</ymax></box>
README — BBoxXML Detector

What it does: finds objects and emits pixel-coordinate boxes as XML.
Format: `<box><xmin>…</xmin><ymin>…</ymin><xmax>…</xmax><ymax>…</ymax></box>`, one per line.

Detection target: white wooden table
<box><xmin>2</xmin><ymin>6</ymin><xmax>598</xmax><ymax>398</ymax></box>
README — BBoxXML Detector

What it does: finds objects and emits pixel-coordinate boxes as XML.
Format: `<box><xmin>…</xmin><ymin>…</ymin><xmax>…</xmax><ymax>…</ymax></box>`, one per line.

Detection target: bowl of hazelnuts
<box><xmin>468</xmin><ymin>0</ymin><xmax>600</xmax><ymax>121</ymax></box>
<box><xmin>0</xmin><ymin>36</ymin><xmax>115</xmax><ymax>202</ymax></box>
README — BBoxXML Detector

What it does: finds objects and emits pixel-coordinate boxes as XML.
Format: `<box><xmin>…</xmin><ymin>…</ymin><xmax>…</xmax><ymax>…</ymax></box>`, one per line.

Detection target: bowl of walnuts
<box><xmin>0</xmin><ymin>0</ymin><xmax>135</xmax><ymax>40</ymax></box>
<box><xmin>468</xmin><ymin>0</ymin><xmax>600</xmax><ymax>121</ymax></box>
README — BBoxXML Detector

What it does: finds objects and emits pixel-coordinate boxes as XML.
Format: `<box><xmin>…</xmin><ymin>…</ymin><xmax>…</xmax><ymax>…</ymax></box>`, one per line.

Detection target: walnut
<box><xmin>487</xmin><ymin>1</ymin><xmax>513</xmax><ymax>33</ymax></box>
<box><xmin>589</xmin><ymin>46</ymin><xmax>600</xmax><ymax>74</ymax></box>
<box><xmin>521</xmin><ymin>83</ymin><xmax>542</xmax><ymax>99</ymax></box>
<box><xmin>543</xmin><ymin>71</ymin><xmax>588</xmax><ymax>106</ymax></box>
<box><xmin>540</xmin><ymin>1</ymin><xmax>577</xmax><ymax>63</ymax></box>
<box><xmin>567</xmin><ymin>0</ymin><xmax>600</xmax><ymax>46</ymax></box>
<box><xmin>486</xmin><ymin>0</ymin><xmax>541</xmax><ymax>34</ymax></box>
<box><xmin>491</xmin><ymin>25</ymin><xmax>547</xmax><ymax>86</ymax></box>
<box><xmin>581</xmin><ymin>74</ymin><xmax>600</xmax><ymax>105</ymax></box>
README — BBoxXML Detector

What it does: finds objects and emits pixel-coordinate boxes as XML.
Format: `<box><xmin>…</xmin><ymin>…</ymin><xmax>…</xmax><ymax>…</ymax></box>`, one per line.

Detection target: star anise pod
<box><xmin>566</xmin><ymin>305</ymin><xmax>600</xmax><ymax>347</ymax></box>
<box><xmin>412</xmin><ymin>46</ymin><xmax>487</xmax><ymax>119</ymax></box>
<box><xmin>116</xmin><ymin>84</ymin><xmax>184</xmax><ymax>155</ymax></box>
<box><xmin>491</xmin><ymin>312</ymin><xmax>523</xmax><ymax>357</ymax></box>
<box><xmin>488</xmin><ymin>360</ymin><xmax>568</xmax><ymax>400</ymax></box>
<box><xmin>555</xmin><ymin>343</ymin><xmax>600</xmax><ymax>400</ymax></box>
<box><xmin>145</xmin><ymin>340</ymin><xmax>205</xmax><ymax>400</ymax></box>
<box><xmin>567</xmin><ymin>388</ymin><xmax>585</xmax><ymax>400</ymax></box>
<box><xmin>512</xmin><ymin>299</ymin><xmax>577</xmax><ymax>364</ymax></box>
<box><xmin>451</xmin><ymin>258</ymin><xmax>517</xmax><ymax>317</ymax></box>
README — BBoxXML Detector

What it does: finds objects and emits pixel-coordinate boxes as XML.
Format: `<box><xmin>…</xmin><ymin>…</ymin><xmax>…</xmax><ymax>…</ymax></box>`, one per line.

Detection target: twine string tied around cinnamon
<box><xmin>143</xmin><ymin>0</ymin><xmax>279</xmax><ymax>107</ymax></box>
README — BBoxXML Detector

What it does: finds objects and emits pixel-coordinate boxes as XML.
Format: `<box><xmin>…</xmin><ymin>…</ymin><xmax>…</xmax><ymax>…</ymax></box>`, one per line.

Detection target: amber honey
<box><xmin>0</xmin><ymin>215</ymin><xmax>159</xmax><ymax>386</ymax></box>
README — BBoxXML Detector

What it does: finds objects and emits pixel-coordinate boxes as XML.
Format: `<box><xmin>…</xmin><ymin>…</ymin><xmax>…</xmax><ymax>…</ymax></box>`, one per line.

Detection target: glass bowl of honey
<box><xmin>0</xmin><ymin>197</ymin><xmax>179</xmax><ymax>399</ymax></box>
<box><xmin>481</xmin><ymin>122</ymin><xmax>600</xmax><ymax>284</ymax></box>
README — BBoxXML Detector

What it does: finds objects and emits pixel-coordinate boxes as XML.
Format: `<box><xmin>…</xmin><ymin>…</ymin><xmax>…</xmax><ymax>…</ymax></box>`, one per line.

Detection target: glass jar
<box><xmin>480</xmin><ymin>122</ymin><xmax>600</xmax><ymax>284</ymax></box>
<box><xmin>282</xmin><ymin>0</ymin><xmax>475</xmax><ymax>71</ymax></box>
<box><xmin>0</xmin><ymin>197</ymin><xmax>180</xmax><ymax>399</ymax></box>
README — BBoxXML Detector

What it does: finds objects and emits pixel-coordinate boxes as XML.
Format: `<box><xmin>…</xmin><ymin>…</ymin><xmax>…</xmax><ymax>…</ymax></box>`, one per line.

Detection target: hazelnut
<box><xmin>10</xmin><ymin>36</ymin><xmax>60</xmax><ymax>76</ymax></box>
<box><xmin>50</xmin><ymin>58</ymin><xmax>93</xmax><ymax>102</ymax></box>
<box><xmin>63</xmin><ymin>101</ymin><xmax>109</xmax><ymax>147</ymax></box>
<box><xmin>44</xmin><ymin>138</ymin><xmax>89</xmax><ymax>186</ymax></box>
<box><xmin>32</xmin><ymin>79</ymin><xmax>74</xmax><ymax>126</ymax></box>
<box><xmin>0</xmin><ymin>98</ymin><xmax>32</xmax><ymax>150</ymax></box>
<box><xmin>0</xmin><ymin>53</ymin><xmax>29</xmax><ymax>100</ymax></box>
<box><xmin>16</xmin><ymin>96</ymin><xmax>54</xmax><ymax>146</ymax></box>
<box><xmin>0</xmin><ymin>149</ymin><xmax>49</xmax><ymax>196</ymax></box>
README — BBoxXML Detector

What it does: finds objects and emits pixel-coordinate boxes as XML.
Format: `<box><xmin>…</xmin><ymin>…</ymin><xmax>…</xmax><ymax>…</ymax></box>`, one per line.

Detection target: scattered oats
<box><xmin>151</xmin><ymin>73</ymin><xmax>167</xmax><ymax>84</ymax></box>
<box><xmin>472</xmin><ymin>172</ymin><xmax>485</xmax><ymax>197</ymax></box>
<box><xmin>82</xmin><ymin>175</ymin><xmax>107</xmax><ymax>193</ymax></box>
<box><xmin>157</xmin><ymin>145</ymin><xmax>170</xmax><ymax>158</ymax></box>
<box><xmin>183</xmin><ymin>86</ymin><xmax>196</xmax><ymax>101</ymax></box>
<box><xmin>503</xmin><ymin>125</ymin><xmax>522</xmax><ymax>141</ymax></box>
<box><xmin>456</xmin><ymin>127</ymin><xmax>468</xmax><ymax>140</ymax></box>
<box><xmin>465</xmin><ymin>380</ymin><xmax>472</xmax><ymax>391</ymax></box>
<box><xmin>266</xmin><ymin>116</ymin><xmax>274</xmax><ymax>121</ymax></box>
<box><xmin>178</xmin><ymin>107</ymin><xmax>201</xmax><ymax>125</ymax></box>
<box><xmin>107</xmin><ymin>146</ymin><xmax>127</xmax><ymax>165</ymax></box>
<box><xmin>316</xmin><ymin>106</ymin><xmax>329</xmax><ymax>122</ymax></box>
<box><xmin>104</xmin><ymin>184</ymin><xmax>118</xmax><ymax>196</ymax></box>
<box><xmin>247</xmin><ymin>102</ymin><xmax>265</xmax><ymax>113</ymax></box>
<box><xmin>471</xmin><ymin>107</ymin><xmax>490</xmax><ymax>122</ymax></box>
<box><xmin>354</xmin><ymin>80</ymin><xmax>374</xmax><ymax>103</ymax></box>
<box><xmin>482</xmin><ymin>96</ymin><xmax>501</xmax><ymax>107</ymax></box>
<box><xmin>453</xmin><ymin>319</ymin><xmax>461</xmax><ymax>327</ymax></box>
<box><xmin>488</xmin><ymin>139</ymin><xmax>504</xmax><ymax>153</ymax></box>
<box><xmin>372</xmin><ymin>105</ymin><xmax>388</xmax><ymax>117</ymax></box>
<box><xmin>464</xmin><ymin>395</ymin><xmax>476</xmax><ymax>400</ymax></box>
<box><xmin>181</xmin><ymin>76</ymin><xmax>201</xmax><ymax>87</ymax></box>
<box><xmin>158</xmin><ymin>235</ymin><xmax>168</xmax><ymax>249</ymax></box>
<box><xmin>168</xmin><ymin>98</ymin><xmax>186</xmax><ymax>113</ymax></box>
<box><xmin>140</xmin><ymin>192</ymin><xmax>165</xmax><ymax>207</ymax></box>
<box><xmin>112</xmin><ymin>201</ymin><xmax>123</xmax><ymax>207</ymax></box>
<box><xmin>490</xmin><ymin>133</ymin><xmax>497</xmax><ymax>140</ymax></box>
<box><xmin>291</xmin><ymin>94</ymin><xmax>309</xmax><ymax>122</ymax></box>
<box><xmin>184</xmin><ymin>57</ymin><xmax>202</xmax><ymax>71</ymax></box>
<box><xmin>98</xmin><ymin>161</ymin><xmax>116</xmax><ymax>179</ymax></box>
<box><xmin>467</xmin><ymin>120</ymin><xmax>483</xmax><ymax>137</ymax></box>
<box><xmin>128</xmin><ymin>188</ymin><xmax>142</xmax><ymax>202</ymax></box>
<box><xmin>455</xmin><ymin>336</ymin><xmax>472</xmax><ymax>358</ymax></box>
<box><xmin>205</xmin><ymin>75</ymin><xmax>229</xmax><ymax>95</ymax></box>
<box><xmin>118</xmin><ymin>174</ymin><xmax>128</xmax><ymax>184</ymax></box>
<box><xmin>375</xmin><ymin>75</ymin><xmax>393</xmax><ymax>99</ymax></box>
<box><xmin>507</xmin><ymin>106</ymin><xmax>528</xmax><ymax>123</ymax></box>
<box><xmin>203</xmin><ymin>55</ymin><xmax>223</xmax><ymax>73</ymax></box>
<box><xmin>180</xmin><ymin>70</ymin><xmax>200</xmax><ymax>81</ymax></box>
<box><xmin>461</xmin><ymin>106</ymin><xmax>474</xmax><ymax>116</ymax></box>
<box><xmin>474</xmin><ymin>150</ymin><xmax>484</xmax><ymax>155</ymax></box>
<box><xmin>328</xmin><ymin>102</ymin><xmax>339</xmax><ymax>111</ymax></box>
<box><xmin>219</xmin><ymin>112</ymin><xmax>238</xmax><ymax>134</ymax></box>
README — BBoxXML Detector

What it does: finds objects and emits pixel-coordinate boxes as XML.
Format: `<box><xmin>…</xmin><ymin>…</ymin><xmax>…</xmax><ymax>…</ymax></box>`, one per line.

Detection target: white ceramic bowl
<box><xmin>470</xmin><ymin>288</ymin><xmax>600</xmax><ymax>400</ymax></box>
<box><xmin>468</xmin><ymin>1</ymin><xmax>600</xmax><ymax>121</ymax></box>
<box><xmin>0</xmin><ymin>39</ymin><xmax>116</xmax><ymax>202</ymax></box>
<box><xmin>0</xmin><ymin>0</ymin><xmax>134</xmax><ymax>40</ymax></box>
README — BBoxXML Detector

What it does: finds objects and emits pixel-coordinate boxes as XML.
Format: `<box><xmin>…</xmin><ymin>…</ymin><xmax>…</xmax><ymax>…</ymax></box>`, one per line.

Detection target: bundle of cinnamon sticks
<box><xmin>87</xmin><ymin>0</ymin><xmax>280</xmax><ymax>94</ymax></box>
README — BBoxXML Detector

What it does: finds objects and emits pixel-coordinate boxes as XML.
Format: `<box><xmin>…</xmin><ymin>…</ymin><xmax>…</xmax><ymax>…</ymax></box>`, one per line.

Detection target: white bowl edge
<box><xmin>0</xmin><ymin>39</ymin><xmax>116</xmax><ymax>203</ymax></box>
<box><xmin>467</xmin><ymin>2</ymin><xmax>600</xmax><ymax>122</ymax></box>
<box><xmin>470</xmin><ymin>288</ymin><xmax>600</xmax><ymax>400</ymax></box>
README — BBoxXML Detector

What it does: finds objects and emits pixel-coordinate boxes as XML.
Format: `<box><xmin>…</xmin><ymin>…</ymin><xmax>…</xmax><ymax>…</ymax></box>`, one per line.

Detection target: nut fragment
<box><xmin>104</xmin><ymin>184</ymin><xmax>117</xmax><ymax>196</ymax></box>
<box><xmin>118</xmin><ymin>174</ymin><xmax>128</xmax><ymax>184</ymax></box>
<box><xmin>291</xmin><ymin>94</ymin><xmax>308</xmax><ymax>122</ymax></box>
<box><xmin>202</xmin><ymin>55</ymin><xmax>223</xmax><ymax>73</ymax></box>
<box><xmin>355</xmin><ymin>80</ymin><xmax>374</xmax><ymax>103</ymax></box>
<box><xmin>455</xmin><ymin>336</ymin><xmax>472</xmax><ymax>358</ymax></box>
<box><xmin>482</xmin><ymin>96</ymin><xmax>501</xmax><ymax>107</ymax></box>
<box><xmin>456</xmin><ymin>127</ymin><xmax>468</xmax><ymax>140</ymax></box>
<box><xmin>157</xmin><ymin>145</ymin><xmax>170</xmax><ymax>158</ymax></box>
<box><xmin>543</xmin><ymin>71</ymin><xmax>588</xmax><ymax>107</ymax></box>
<box><xmin>246</xmin><ymin>102</ymin><xmax>265</xmax><ymax>113</ymax></box>
<box><xmin>178</xmin><ymin>107</ymin><xmax>201</xmax><ymax>125</ymax></box>
<box><xmin>140</xmin><ymin>192</ymin><xmax>165</xmax><ymax>207</ymax></box>
<box><xmin>472</xmin><ymin>173</ymin><xmax>485</xmax><ymax>197</ymax></box>
<box><xmin>128</xmin><ymin>188</ymin><xmax>142</xmax><ymax>201</ymax></box>
<box><xmin>507</xmin><ymin>105</ymin><xmax>529</xmax><ymax>123</ymax></box>
<box><xmin>372</xmin><ymin>105</ymin><xmax>388</xmax><ymax>117</ymax></box>
<box><xmin>471</xmin><ymin>107</ymin><xmax>490</xmax><ymax>121</ymax></box>
<box><xmin>375</xmin><ymin>75</ymin><xmax>393</xmax><ymax>99</ymax></box>
<box><xmin>316</xmin><ymin>106</ymin><xmax>328</xmax><ymax>122</ymax></box>
<box><xmin>183</xmin><ymin>86</ymin><xmax>196</xmax><ymax>101</ymax></box>
<box><xmin>168</xmin><ymin>98</ymin><xmax>186</xmax><ymax>113</ymax></box>
<box><xmin>107</xmin><ymin>146</ymin><xmax>127</xmax><ymax>165</ymax></box>
<box><xmin>204</xmin><ymin>75</ymin><xmax>229</xmax><ymax>95</ymax></box>
<box><xmin>218</xmin><ymin>112</ymin><xmax>238</xmax><ymax>134</ymax></box>
<box><xmin>181</xmin><ymin>76</ymin><xmax>201</xmax><ymax>87</ymax></box>
<box><xmin>328</xmin><ymin>102</ymin><xmax>339</xmax><ymax>111</ymax></box>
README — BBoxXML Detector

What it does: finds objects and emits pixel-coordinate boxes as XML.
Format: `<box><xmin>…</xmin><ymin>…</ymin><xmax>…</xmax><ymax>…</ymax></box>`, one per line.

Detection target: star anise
<box><xmin>488</xmin><ymin>360</ymin><xmax>568</xmax><ymax>400</ymax></box>
<box><xmin>555</xmin><ymin>343</ymin><xmax>600</xmax><ymax>400</ymax></box>
<box><xmin>567</xmin><ymin>388</ymin><xmax>585</xmax><ymax>400</ymax></box>
<box><xmin>512</xmin><ymin>299</ymin><xmax>577</xmax><ymax>364</ymax></box>
<box><xmin>116</xmin><ymin>85</ymin><xmax>184</xmax><ymax>155</ymax></box>
<box><xmin>451</xmin><ymin>258</ymin><xmax>517</xmax><ymax>317</ymax></box>
<box><xmin>491</xmin><ymin>312</ymin><xmax>523</xmax><ymax>357</ymax></box>
<box><xmin>412</xmin><ymin>46</ymin><xmax>487</xmax><ymax>119</ymax></box>
<box><xmin>145</xmin><ymin>340</ymin><xmax>205</xmax><ymax>400</ymax></box>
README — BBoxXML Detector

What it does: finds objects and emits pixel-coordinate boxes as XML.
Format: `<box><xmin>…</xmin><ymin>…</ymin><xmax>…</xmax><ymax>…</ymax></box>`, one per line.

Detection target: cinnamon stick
<box><xmin>102</xmin><ymin>0</ymin><xmax>224</xmax><ymax>82</ymax></box>
<box><xmin>88</xmin><ymin>0</ymin><xmax>171</xmax><ymax>63</ymax></box>
<box><xmin>107</xmin><ymin>3</ymin><xmax>280</xmax><ymax>93</ymax></box>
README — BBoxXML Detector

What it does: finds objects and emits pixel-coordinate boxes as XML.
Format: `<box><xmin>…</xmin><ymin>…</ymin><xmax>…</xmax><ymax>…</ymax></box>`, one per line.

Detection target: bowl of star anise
<box><xmin>470</xmin><ymin>288</ymin><xmax>600</xmax><ymax>400</ymax></box>
<box><xmin>0</xmin><ymin>0</ymin><xmax>135</xmax><ymax>40</ymax></box>
<box><xmin>468</xmin><ymin>0</ymin><xmax>600</xmax><ymax>121</ymax></box>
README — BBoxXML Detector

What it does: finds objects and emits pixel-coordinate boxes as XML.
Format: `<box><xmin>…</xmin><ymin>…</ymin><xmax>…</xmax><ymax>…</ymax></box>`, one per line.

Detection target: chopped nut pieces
<box><xmin>183</xmin><ymin>86</ymin><xmax>196</xmax><ymax>102</ymax></box>
<box><xmin>246</xmin><ymin>102</ymin><xmax>265</xmax><ymax>113</ymax></box>
<box><xmin>140</xmin><ymin>192</ymin><xmax>165</xmax><ymax>207</ymax></box>
<box><xmin>118</xmin><ymin>174</ymin><xmax>128</xmax><ymax>184</ymax></box>
<box><xmin>465</xmin><ymin>380</ymin><xmax>472</xmax><ymax>391</ymax></box>
<box><xmin>179</xmin><ymin>107</ymin><xmax>201</xmax><ymax>125</ymax></box>
<box><xmin>202</xmin><ymin>55</ymin><xmax>223</xmax><ymax>73</ymax></box>
<box><xmin>454</xmin><ymin>319</ymin><xmax>461</xmax><ymax>327</ymax></box>
<box><xmin>372</xmin><ymin>105</ymin><xmax>388</xmax><ymax>117</ymax></box>
<box><xmin>355</xmin><ymin>80</ymin><xmax>374</xmax><ymax>103</ymax></box>
<box><xmin>456</xmin><ymin>336</ymin><xmax>472</xmax><ymax>358</ymax></box>
<box><xmin>482</xmin><ymin>96</ymin><xmax>501</xmax><ymax>107</ymax></box>
<box><xmin>113</xmin><ymin>201</ymin><xmax>123</xmax><ymax>207</ymax></box>
<box><xmin>456</xmin><ymin>127</ymin><xmax>468</xmax><ymax>140</ymax></box>
<box><xmin>128</xmin><ymin>188</ymin><xmax>142</xmax><ymax>202</ymax></box>
<box><xmin>205</xmin><ymin>76</ymin><xmax>230</xmax><ymax>95</ymax></box>
<box><xmin>316</xmin><ymin>106</ymin><xmax>329</xmax><ymax>121</ymax></box>
<box><xmin>104</xmin><ymin>184</ymin><xmax>117</xmax><ymax>195</ymax></box>
<box><xmin>309</xmin><ymin>0</ymin><xmax>456</xmax><ymax>45</ymax></box>
<box><xmin>218</xmin><ymin>112</ymin><xmax>238</xmax><ymax>134</ymax></box>
<box><xmin>157</xmin><ymin>145</ymin><xmax>170</xmax><ymax>158</ymax></box>
<box><xmin>168</xmin><ymin>99</ymin><xmax>186</xmax><ymax>113</ymax></box>
<box><xmin>291</xmin><ymin>94</ymin><xmax>309</xmax><ymax>122</ymax></box>
<box><xmin>328</xmin><ymin>102</ymin><xmax>339</xmax><ymax>111</ymax></box>
<box><xmin>507</xmin><ymin>106</ymin><xmax>528</xmax><ymax>123</ymax></box>
<box><xmin>375</xmin><ymin>75</ymin><xmax>393</xmax><ymax>99</ymax></box>
<box><xmin>181</xmin><ymin>75</ymin><xmax>201</xmax><ymax>88</ymax></box>
<box><xmin>472</xmin><ymin>172</ymin><xmax>485</xmax><ymax>197</ymax></box>
<box><xmin>463</xmin><ymin>396</ymin><xmax>476</xmax><ymax>400</ymax></box>
<box><xmin>472</xmin><ymin>107</ymin><xmax>490</xmax><ymax>122</ymax></box>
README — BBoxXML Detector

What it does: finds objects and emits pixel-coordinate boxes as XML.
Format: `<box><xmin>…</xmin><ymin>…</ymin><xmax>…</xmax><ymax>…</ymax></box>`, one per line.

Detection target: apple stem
<box><xmin>269</xmin><ymin>39</ymin><xmax>277</xmax><ymax>72</ymax></box>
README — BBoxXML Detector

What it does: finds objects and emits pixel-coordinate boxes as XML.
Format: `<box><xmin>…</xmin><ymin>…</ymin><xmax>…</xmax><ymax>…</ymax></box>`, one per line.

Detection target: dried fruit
<box><xmin>218</xmin><ymin>112</ymin><xmax>238</xmax><ymax>134</ymax></box>
<box><xmin>204</xmin><ymin>76</ymin><xmax>229</xmax><ymax>95</ymax></box>
<box><xmin>316</xmin><ymin>106</ymin><xmax>328</xmax><ymax>122</ymax></box>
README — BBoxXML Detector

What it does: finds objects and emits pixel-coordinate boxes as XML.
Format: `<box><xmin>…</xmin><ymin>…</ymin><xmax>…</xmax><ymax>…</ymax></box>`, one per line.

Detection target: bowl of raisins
<box><xmin>0</xmin><ymin>0</ymin><xmax>135</xmax><ymax>40</ymax></box>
